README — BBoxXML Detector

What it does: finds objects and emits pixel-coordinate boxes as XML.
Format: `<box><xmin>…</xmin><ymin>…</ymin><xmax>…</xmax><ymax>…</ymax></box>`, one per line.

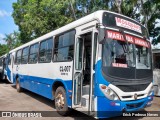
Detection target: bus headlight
<box><xmin>99</xmin><ymin>84</ymin><xmax>119</xmax><ymax>100</ymax></box>
<box><xmin>148</xmin><ymin>85</ymin><xmax>154</xmax><ymax>96</ymax></box>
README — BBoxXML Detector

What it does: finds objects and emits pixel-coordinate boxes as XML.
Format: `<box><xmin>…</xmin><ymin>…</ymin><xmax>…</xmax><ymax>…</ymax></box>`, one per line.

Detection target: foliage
<box><xmin>12</xmin><ymin>0</ymin><xmax>73</xmax><ymax>43</ymax></box>
<box><xmin>139</xmin><ymin>0</ymin><xmax>160</xmax><ymax>45</ymax></box>
<box><xmin>3</xmin><ymin>31</ymin><xmax>22</xmax><ymax>51</ymax></box>
<box><xmin>10</xmin><ymin>0</ymin><xmax>160</xmax><ymax>45</ymax></box>
<box><xmin>67</xmin><ymin>0</ymin><xmax>160</xmax><ymax>44</ymax></box>
<box><xmin>0</xmin><ymin>44</ymin><xmax>8</xmax><ymax>56</ymax></box>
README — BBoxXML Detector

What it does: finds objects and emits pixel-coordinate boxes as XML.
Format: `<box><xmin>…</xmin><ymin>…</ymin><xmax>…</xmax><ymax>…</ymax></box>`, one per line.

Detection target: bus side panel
<box><xmin>13</xmin><ymin>62</ymin><xmax>73</xmax><ymax>106</ymax></box>
<box><xmin>19</xmin><ymin>75</ymin><xmax>53</xmax><ymax>99</ymax></box>
<box><xmin>18</xmin><ymin>74</ymin><xmax>72</xmax><ymax>103</ymax></box>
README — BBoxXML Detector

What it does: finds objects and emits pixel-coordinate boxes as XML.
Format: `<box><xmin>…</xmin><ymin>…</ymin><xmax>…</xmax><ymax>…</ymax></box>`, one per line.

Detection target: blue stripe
<box><xmin>4</xmin><ymin>66</ymin><xmax>11</xmax><ymax>82</ymax></box>
<box><xmin>13</xmin><ymin>74</ymin><xmax>72</xmax><ymax>106</ymax></box>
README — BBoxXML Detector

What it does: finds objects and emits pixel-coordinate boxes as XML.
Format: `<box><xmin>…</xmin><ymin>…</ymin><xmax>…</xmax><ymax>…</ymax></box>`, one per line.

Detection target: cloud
<box><xmin>0</xmin><ymin>33</ymin><xmax>5</xmax><ymax>39</ymax></box>
<box><xmin>0</xmin><ymin>33</ymin><xmax>6</xmax><ymax>44</ymax></box>
<box><xmin>0</xmin><ymin>9</ymin><xmax>11</xmax><ymax>17</ymax></box>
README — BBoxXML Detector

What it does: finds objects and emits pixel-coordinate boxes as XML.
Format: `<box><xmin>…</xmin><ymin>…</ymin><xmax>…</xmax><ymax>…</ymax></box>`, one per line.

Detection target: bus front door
<box><xmin>10</xmin><ymin>55</ymin><xmax>14</xmax><ymax>83</ymax></box>
<box><xmin>73</xmin><ymin>36</ymin><xmax>84</xmax><ymax>106</ymax></box>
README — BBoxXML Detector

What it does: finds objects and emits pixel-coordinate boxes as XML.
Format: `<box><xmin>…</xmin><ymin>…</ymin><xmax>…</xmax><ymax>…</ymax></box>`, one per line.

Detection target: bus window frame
<box><xmin>38</xmin><ymin>37</ymin><xmax>54</xmax><ymax>63</ymax></box>
<box><xmin>28</xmin><ymin>42</ymin><xmax>39</xmax><ymax>64</ymax></box>
<box><xmin>53</xmin><ymin>30</ymin><xmax>75</xmax><ymax>62</ymax></box>
<box><xmin>15</xmin><ymin>49</ymin><xmax>22</xmax><ymax>65</ymax></box>
<box><xmin>21</xmin><ymin>46</ymin><xmax>29</xmax><ymax>64</ymax></box>
<box><xmin>8</xmin><ymin>53</ymin><xmax>11</xmax><ymax>65</ymax></box>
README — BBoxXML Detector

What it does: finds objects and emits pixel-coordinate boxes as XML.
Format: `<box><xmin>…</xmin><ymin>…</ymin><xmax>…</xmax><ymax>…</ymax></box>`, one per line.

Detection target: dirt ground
<box><xmin>0</xmin><ymin>80</ymin><xmax>159</xmax><ymax>120</ymax></box>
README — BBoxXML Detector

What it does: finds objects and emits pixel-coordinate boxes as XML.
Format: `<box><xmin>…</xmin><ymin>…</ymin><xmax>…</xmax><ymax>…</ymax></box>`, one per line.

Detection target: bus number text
<box><xmin>60</xmin><ymin>66</ymin><xmax>71</xmax><ymax>75</ymax></box>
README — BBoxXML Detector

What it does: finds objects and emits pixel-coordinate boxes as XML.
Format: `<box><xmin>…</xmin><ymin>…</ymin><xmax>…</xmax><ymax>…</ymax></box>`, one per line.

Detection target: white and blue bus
<box><xmin>0</xmin><ymin>55</ymin><xmax>4</xmax><ymax>80</ymax></box>
<box><xmin>6</xmin><ymin>10</ymin><xmax>153</xmax><ymax>118</ymax></box>
<box><xmin>0</xmin><ymin>54</ymin><xmax>7</xmax><ymax>80</ymax></box>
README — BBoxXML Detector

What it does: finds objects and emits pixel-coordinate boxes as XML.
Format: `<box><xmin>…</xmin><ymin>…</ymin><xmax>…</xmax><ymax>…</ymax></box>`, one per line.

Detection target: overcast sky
<box><xmin>0</xmin><ymin>0</ymin><xmax>18</xmax><ymax>44</ymax></box>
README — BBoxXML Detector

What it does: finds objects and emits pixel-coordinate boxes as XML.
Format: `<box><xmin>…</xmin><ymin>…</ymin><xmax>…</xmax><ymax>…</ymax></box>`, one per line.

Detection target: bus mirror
<box><xmin>98</xmin><ymin>28</ymin><xmax>106</xmax><ymax>44</ymax></box>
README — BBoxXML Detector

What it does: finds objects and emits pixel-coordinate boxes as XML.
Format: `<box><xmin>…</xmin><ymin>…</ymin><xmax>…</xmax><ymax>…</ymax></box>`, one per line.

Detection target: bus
<box><xmin>6</xmin><ymin>10</ymin><xmax>153</xmax><ymax>118</ymax></box>
<box><xmin>0</xmin><ymin>54</ymin><xmax>7</xmax><ymax>80</ymax></box>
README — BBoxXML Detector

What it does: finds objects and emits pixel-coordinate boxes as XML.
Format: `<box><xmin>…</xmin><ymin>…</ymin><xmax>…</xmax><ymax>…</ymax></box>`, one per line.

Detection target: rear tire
<box><xmin>16</xmin><ymin>78</ymin><xmax>22</xmax><ymax>92</ymax></box>
<box><xmin>55</xmin><ymin>86</ymin><xmax>69</xmax><ymax>116</ymax></box>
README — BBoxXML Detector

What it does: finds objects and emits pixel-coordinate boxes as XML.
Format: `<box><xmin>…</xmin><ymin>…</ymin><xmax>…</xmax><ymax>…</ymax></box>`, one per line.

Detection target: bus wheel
<box><xmin>55</xmin><ymin>86</ymin><xmax>69</xmax><ymax>116</ymax></box>
<box><xmin>16</xmin><ymin>78</ymin><xmax>22</xmax><ymax>92</ymax></box>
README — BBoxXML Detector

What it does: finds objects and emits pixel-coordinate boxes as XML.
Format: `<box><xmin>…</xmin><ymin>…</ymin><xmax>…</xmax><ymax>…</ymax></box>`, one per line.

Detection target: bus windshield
<box><xmin>136</xmin><ymin>45</ymin><xmax>151</xmax><ymax>69</ymax></box>
<box><xmin>103</xmin><ymin>38</ymin><xmax>135</xmax><ymax>68</ymax></box>
<box><xmin>103</xmin><ymin>30</ymin><xmax>151</xmax><ymax>69</ymax></box>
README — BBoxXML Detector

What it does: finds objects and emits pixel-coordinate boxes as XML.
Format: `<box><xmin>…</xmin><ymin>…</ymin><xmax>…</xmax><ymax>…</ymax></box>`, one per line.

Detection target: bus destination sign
<box><xmin>106</xmin><ymin>30</ymin><xmax>150</xmax><ymax>48</ymax></box>
<box><xmin>115</xmin><ymin>17</ymin><xmax>142</xmax><ymax>34</ymax></box>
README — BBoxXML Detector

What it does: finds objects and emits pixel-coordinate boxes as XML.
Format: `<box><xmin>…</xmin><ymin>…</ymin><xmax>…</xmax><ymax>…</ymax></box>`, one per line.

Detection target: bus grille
<box><xmin>126</xmin><ymin>102</ymin><xmax>144</xmax><ymax>109</ymax></box>
<box><xmin>117</xmin><ymin>84</ymin><xmax>149</xmax><ymax>92</ymax></box>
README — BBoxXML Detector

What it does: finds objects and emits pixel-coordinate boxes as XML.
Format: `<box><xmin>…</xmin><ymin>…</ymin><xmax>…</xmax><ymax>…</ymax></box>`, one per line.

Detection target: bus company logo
<box><xmin>134</xmin><ymin>93</ymin><xmax>138</xmax><ymax>100</ymax></box>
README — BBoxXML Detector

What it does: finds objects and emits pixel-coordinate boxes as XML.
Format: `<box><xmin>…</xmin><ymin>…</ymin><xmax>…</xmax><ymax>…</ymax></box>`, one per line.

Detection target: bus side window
<box><xmin>15</xmin><ymin>50</ymin><xmax>22</xmax><ymax>65</ymax></box>
<box><xmin>39</xmin><ymin>38</ymin><xmax>53</xmax><ymax>63</ymax></box>
<box><xmin>53</xmin><ymin>30</ymin><xmax>75</xmax><ymax>62</ymax></box>
<box><xmin>8</xmin><ymin>54</ymin><xmax>11</xmax><ymax>65</ymax></box>
<box><xmin>21</xmin><ymin>47</ymin><xmax>29</xmax><ymax>64</ymax></box>
<box><xmin>28</xmin><ymin>43</ymin><xmax>39</xmax><ymax>64</ymax></box>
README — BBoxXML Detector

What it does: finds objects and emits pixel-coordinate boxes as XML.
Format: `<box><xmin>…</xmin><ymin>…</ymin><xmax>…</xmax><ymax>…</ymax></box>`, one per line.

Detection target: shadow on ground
<box><xmin>0</xmin><ymin>79</ymin><xmax>11</xmax><ymax>84</ymax></box>
<box><xmin>11</xmin><ymin>85</ymin><xmax>94</xmax><ymax>119</ymax></box>
<box><xmin>7</xmin><ymin>83</ymin><xmax>146</xmax><ymax>120</ymax></box>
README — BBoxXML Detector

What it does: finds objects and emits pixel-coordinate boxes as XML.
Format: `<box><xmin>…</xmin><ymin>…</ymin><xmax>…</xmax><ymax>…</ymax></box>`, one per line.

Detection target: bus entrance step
<box><xmin>81</xmin><ymin>95</ymin><xmax>89</xmax><ymax>108</ymax></box>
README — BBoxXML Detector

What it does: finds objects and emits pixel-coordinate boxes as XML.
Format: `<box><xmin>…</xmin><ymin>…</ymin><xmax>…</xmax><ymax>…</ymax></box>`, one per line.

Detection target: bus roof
<box><xmin>9</xmin><ymin>10</ymin><xmax>146</xmax><ymax>53</ymax></box>
<box><xmin>0</xmin><ymin>54</ymin><xmax>7</xmax><ymax>58</ymax></box>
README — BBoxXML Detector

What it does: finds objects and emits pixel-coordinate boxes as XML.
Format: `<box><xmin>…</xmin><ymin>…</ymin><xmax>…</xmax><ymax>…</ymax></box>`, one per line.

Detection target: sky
<box><xmin>0</xmin><ymin>0</ymin><xmax>18</xmax><ymax>44</ymax></box>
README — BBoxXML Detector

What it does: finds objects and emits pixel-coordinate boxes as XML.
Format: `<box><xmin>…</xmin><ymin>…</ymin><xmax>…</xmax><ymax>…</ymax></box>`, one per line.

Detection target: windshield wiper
<box><xmin>119</xmin><ymin>29</ymin><xmax>132</xmax><ymax>66</ymax></box>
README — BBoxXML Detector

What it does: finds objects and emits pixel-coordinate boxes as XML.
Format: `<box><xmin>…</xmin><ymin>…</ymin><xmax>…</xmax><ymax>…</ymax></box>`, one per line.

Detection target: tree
<box><xmin>3</xmin><ymin>31</ymin><xmax>21</xmax><ymax>51</ymax></box>
<box><xmin>3</xmin><ymin>34</ymin><xmax>14</xmax><ymax>50</ymax></box>
<box><xmin>139</xmin><ymin>0</ymin><xmax>160</xmax><ymax>44</ymax></box>
<box><xmin>12</xmin><ymin>0</ymin><xmax>160</xmax><ymax>44</ymax></box>
<box><xmin>12</xmin><ymin>0</ymin><xmax>73</xmax><ymax>43</ymax></box>
<box><xmin>68</xmin><ymin>0</ymin><xmax>160</xmax><ymax>44</ymax></box>
<box><xmin>0</xmin><ymin>44</ymin><xmax>8</xmax><ymax>56</ymax></box>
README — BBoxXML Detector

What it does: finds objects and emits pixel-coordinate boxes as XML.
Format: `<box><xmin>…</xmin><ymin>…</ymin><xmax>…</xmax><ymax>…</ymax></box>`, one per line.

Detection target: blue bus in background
<box><xmin>0</xmin><ymin>54</ymin><xmax>7</xmax><ymax>81</ymax></box>
<box><xmin>3</xmin><ymin>10</ymin><xmax>153</xmax><ymax>118</ymax></box>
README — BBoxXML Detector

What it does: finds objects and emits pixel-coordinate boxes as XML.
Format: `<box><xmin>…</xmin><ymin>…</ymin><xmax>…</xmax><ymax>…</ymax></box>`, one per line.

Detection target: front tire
<box><xmin>55</xmin><ymin>86</ymin><xmax>69</xmax><ymax>116</ymax></box>
<box><xmin>16</xmin><ymin>78</ymin><xmax>22</xmax><ymax>92</ymax></box>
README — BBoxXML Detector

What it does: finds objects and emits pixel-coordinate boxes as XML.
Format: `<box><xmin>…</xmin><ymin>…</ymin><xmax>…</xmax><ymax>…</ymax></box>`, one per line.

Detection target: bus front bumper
<box><xmin>96</xmin><ymin>95</ymin><xmax>153</xmax><ymax>118</ymax></box>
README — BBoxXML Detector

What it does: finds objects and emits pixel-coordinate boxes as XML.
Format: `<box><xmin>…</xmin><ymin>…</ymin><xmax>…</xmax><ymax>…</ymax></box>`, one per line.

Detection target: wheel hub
<box><xmin>56</xmin><ymin>93</ymin><xmax>64</xmax><ymax>109</ymax></box>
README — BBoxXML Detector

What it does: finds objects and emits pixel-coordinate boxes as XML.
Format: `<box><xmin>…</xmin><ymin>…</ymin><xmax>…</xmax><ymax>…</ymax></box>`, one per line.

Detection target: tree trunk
<box><xmin>115</xmin><ymin>0</ymin><xmax>122</xmax><ymax>14</ymax></box>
